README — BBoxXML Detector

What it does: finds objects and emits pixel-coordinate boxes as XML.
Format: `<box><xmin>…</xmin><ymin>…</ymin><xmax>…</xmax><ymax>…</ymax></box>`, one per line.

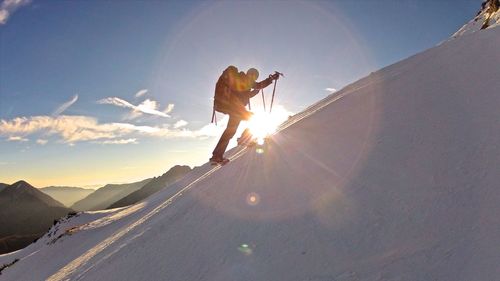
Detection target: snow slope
<box><xmin>1</xmin><ymin>26</ymin><xmax>500</xmax><ymax>281</ymax></box>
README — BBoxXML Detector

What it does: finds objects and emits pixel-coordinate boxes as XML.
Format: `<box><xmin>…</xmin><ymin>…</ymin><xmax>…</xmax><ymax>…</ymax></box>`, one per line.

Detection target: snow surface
<box><xmin>1</xmin><ymin>26</ymin><xmax>500</xmax><ymax>281</ymax></box>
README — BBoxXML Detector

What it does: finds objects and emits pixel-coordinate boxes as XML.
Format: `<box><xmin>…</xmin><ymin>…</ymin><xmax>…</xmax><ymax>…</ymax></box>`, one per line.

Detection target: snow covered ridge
<box><xmin>453</xmin><ymin>0</ymin><xmax>499</xmax><ymax>37</ymax></box>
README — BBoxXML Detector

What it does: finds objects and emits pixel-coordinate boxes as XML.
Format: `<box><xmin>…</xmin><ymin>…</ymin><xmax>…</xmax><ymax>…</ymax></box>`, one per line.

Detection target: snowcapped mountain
<box><xmin>453</xmin><ymin>0</ymin><xmax>499</xmax><ymax>37</ymax></box>
<box><xmin>1</xmin><ymin>13</ymin><xmax>500</xmax><ymax>281</ymax></box>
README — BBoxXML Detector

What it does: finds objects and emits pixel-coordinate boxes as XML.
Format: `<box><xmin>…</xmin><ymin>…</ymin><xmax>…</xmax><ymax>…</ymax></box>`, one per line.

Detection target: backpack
<box><xmin>213</xmin><ymin>75</ymin><xmax>232</xmax><ymax>114</ymax></box>
<box><xmin>212</xmin><ymin>67</ymin><xmax>238</xmax><ymax>123</ymax></box>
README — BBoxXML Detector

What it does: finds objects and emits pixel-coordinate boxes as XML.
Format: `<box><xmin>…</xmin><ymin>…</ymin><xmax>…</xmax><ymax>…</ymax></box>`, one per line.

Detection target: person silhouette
<box><xmin>210</xmin><ymin>66</ymin><xmax>279</xmax><ymax>164</ymax></box>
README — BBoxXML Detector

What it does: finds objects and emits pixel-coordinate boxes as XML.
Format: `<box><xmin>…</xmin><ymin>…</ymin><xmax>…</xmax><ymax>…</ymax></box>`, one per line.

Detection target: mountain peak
<box><xmin>12</xmin><ymin>180</ymin><xmax>31</xmax><ymax>188</ymax></box>
<box><xmin>0</xmin><ymin>180</ymin><xmax>66</xmax><ymax>208</ymax></box>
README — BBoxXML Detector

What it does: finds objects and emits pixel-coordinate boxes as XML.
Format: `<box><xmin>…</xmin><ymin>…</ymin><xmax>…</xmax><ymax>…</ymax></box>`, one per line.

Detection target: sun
<box><xmin>245</xmin><ymin>106</ymin><xmax>290</xmax><ymax>142</ymax></box>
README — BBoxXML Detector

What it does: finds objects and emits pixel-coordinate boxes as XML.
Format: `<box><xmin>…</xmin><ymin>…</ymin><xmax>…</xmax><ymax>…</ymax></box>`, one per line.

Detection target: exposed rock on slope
<box><xmin>453</xmin><ymin>0</ymin><xmax>499</xmax><ymax>37</ymax></box>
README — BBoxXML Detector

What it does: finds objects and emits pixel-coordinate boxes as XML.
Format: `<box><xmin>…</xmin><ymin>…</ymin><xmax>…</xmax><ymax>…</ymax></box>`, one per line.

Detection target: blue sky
<box><xmin>0</xmin><ymin>0</ymin><xmax>480</xmax><ymax>187</ymax></box>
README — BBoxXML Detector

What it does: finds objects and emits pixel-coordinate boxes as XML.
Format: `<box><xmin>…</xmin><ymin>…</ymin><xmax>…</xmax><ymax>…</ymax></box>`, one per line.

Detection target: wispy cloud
<box><xmin>134</xmin><ymin>89</ymin><xmax>148</xmax><ymax>98</ymax></box>
<box><xmin>7</xmin><ymin>136</ymin><xmax>28</xmax><ymax>142</ymax></box>
<box><xmin>36</xmin><ymin>139</ymin><xmax>48</xmax><ymax>145</ymax></box>
<box><xmin>52</xmin><ymin>94</ymin><xmax>78</xmax><ymax>116</ymax></box>
<box><xmin>98</xmin><ymin>97</ymin><xmax>172</xmax><ymax>119</ymax></box>
<box><xmin>0</xmin><ymin>0</ymin><xmax>31</xmax><ymax>25</ymax></box>
<box><xmin>325</xmin><ymin>87</ymin><xmax>337</xmax><ymax>92</ymax></box>
<box><xmin>97</xmin><ymin>97</ymin><xmax>136</xmax><ymax>109</ymax></box>
<box><xmin>173</xmin><ymin>120</ymin><xmax>188</xmax><ymax>128</ymax></box>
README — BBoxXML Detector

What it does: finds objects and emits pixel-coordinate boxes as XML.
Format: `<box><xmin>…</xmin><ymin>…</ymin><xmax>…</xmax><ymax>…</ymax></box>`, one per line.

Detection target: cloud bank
<box><xmin>0</xmin><ymin>115</ymin><xmax>224</xmax><ymax>144</ymax></box>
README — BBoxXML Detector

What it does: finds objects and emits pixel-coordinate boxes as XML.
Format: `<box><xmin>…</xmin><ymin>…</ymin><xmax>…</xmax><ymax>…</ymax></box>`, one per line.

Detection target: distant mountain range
<box><xmin>40</xmin><ymin>186</ymin><xmax>94</xmax><ymax>207</ymax></box>
<box><xmin>108</xmin><ymin>165</ymin><xmax>192</xmax><ymax>209</ymax></box>
<box><xmin>70</xmin><ymin>178</ymin><xmax>152</xmax><ymax>211</ymax></box>
<box><xmin>0</xmin><ymin>166</ymin><xmax>192</xmax><ymax>254</ymax></box>
<box><xmin>0</xmin><ymin>180</ymin><xmax>72</xmax><ymax>254</ymax></box>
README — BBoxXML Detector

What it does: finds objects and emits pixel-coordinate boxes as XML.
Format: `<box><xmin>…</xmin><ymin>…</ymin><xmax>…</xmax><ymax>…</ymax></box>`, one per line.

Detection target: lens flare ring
<box><xmin>246</xmin><ymin>192</ymin><xmax>260</xmax><ymax>206</ymax></box>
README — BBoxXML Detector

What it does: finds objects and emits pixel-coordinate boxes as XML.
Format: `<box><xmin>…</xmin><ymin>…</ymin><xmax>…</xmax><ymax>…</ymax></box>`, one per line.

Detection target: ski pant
<box><xmin>212</xmin><ymin>109</ymin><xmax>252</xmax><ymax>158</ymax></box>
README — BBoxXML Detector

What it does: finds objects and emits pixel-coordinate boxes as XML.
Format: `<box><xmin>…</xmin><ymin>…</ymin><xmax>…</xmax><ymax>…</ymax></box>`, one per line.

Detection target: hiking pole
<box><xmin>269</xmin><ymin>71</ymin><xmax>284</xmax><ymax>113</ymax></box>
<box><xmin>261</xmin><ymin>89</ymin><xmax>266</xmax><ymax>112</ymax></box>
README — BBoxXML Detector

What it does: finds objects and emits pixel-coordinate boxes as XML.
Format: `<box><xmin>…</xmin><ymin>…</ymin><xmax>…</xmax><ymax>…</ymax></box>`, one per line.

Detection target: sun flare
<box><xmin>245</xmin><ymin>106</ymin><xmax>290</xmax><ymax>141</ymax></box>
